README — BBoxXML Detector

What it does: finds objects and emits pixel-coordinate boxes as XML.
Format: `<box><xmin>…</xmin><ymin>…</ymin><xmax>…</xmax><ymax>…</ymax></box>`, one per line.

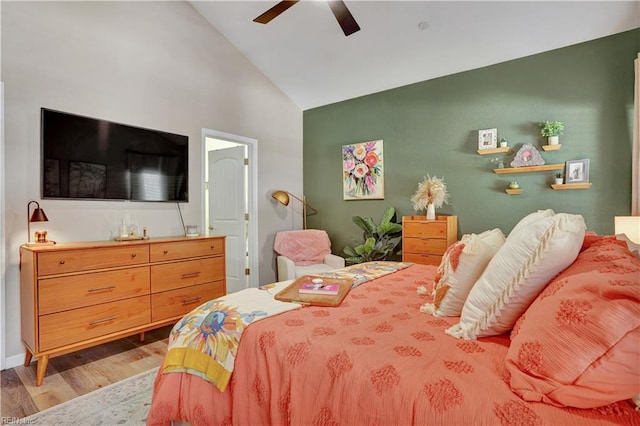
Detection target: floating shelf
<box><xmin>541</xmin><ymin>144</ymin><xmax>562</xmax><ymax>151</ymax></box>
<box><xmin>493</xmin><ymin>164</ymin><xmax>564</xmax><ymax>174</ymax></box>
<box><xmin>477</xmin><ymin>147</ymin><xmax>510</xmax><ymax>155</ymax></box>
<box><xmin>551</xmin><ymin>183</ymin><xmax>592</xmax><ymax>190</ymax></box>
<box><xmin>505</xmin><ymin>188</ymin><xmax>524</xmax><ymax>195</ymax></box>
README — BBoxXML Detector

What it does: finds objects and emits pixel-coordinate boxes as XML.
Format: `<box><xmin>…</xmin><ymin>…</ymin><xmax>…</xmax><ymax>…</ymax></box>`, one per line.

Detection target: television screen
<box><xmin>41</xmin><ymin>108</ymin><xmax>188</xmax><ymax>202</ymax></box>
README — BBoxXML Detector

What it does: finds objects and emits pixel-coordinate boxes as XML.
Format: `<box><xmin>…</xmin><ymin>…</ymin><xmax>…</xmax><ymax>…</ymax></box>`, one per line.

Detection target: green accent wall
<box><xmin>303</xmin><ymin>29</ymin><xmax>639</xmax><ymax>256</ymax></box>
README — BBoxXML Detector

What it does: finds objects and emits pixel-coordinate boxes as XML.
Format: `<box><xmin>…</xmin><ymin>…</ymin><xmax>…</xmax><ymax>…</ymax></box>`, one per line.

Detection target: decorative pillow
<box><xmin>446</xmin><ymin>212</ymin><xmax>586</xmax><ymax>340</ymax></box>
<box><xmin>508</xmin><ymin>208</ymin><xmax>555</xmax><ymax>237</ymax></box>
<box><xmin>421</xmin><ymin>228</ymin><xmax>505</xmax><ymax>317</ymax></box>
<box><xmin>506</xmin><ymin>236</ymin><xmax>640</xmax><ymax>408</ymax></box>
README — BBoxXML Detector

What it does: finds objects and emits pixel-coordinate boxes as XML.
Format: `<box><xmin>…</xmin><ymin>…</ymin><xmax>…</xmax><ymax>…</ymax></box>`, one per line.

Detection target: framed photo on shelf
<box><xmin>477</xmin><ymin>128</ymin><xmax>497</xmax><ymax>150</ymax></box>
<box><xmin>565</xmin><ymin>159</ymin><xmax>590</xmax><ymax>184</ymax></box>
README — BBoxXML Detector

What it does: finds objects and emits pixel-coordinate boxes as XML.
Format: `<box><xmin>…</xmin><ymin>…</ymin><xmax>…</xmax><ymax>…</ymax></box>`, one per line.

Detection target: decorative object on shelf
<box><xmin>26</xmin><ymin>200</ymin><xmax>50</xmax><ymax>245</ymax></box>
<box><xmin>490</xmin><ymin>157</ymin><xmax>505</xmax><ymax>169</ymax></box>
<box><xmin>343</xmin><ymin>206</ymin><xmax>402</xmax><ymax>264</ymax></box>
<box><xmin>554</xmin><ymin>172</ymin><xmax>564</xmax><ymax>185</ymax></box>
<box><xmin>478</xmin><ymin>128</ymin><xmax>498</xmax><ymax>150</ymax></box>
<box><xmin>500</xmin><ymin>138</ymin><xmax>508</xmax><ymax>148</ymax></box>
<box><xmin>540</xmin><ymin>120</ymin><xmax>564</xmax><ymax>145</ymax></box>
<box><xmin>510</xmin><ymin>143</ymin><xmax>545</xmax><ymax>167</ymax></box>
<box><xmin>565</xmin><ymin>159</ymin><xmax>590</xmax><ymax>184</ymax></box>
<box><xmin>342</xmin><ymin>140</ymin><xmax>384</xmax><ymax>200</ymax></box>
<box><xmin>508</xmin><ymin>181</ymin><xmax>520</xmax><ymax>189</ymax></box>
<box><xmin>272</xmin><ymin>190</ymin><xmax>318</xmax><ymax>229</ymax></box>
<box><xmin>411</xmin><ymin>175</ymin><xmax>450</xmax><ymax>220</ymax></box>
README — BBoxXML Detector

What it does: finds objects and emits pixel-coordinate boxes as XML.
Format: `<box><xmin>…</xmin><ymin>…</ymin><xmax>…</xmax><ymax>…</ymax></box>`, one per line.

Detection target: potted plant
<box><xmin>554</xmin><ymin>172</ymin><xmax>563</xmax><ymax>185</ymax></box>
<box><xmin>499</xmin><ymin>137</ymin><xmax>508</xmax><ymax>148</ymax></box>
<box><xmin>540</xmin><ymin>121</ymin><xmax>564</xmax><ymax>145</ymax></box>
<box><xmin>343</xmin><ymin>206</ymin><xmax>403</xmax><ymax>264</ymax></box>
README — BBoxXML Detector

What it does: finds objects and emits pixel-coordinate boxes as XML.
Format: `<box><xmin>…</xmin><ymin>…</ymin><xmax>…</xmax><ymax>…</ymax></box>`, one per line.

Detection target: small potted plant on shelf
<box><xmin>554</xmin><ymin>172</ymin><xmax>563</xmax><ymax>185</ymax></box>
<box><xmin>499</xmin><ymin>137</ymin><xmax>508</xmax><ymax>148</ymax></box>
<box><xmin>540</xmin><ymin>120</ymin><xmax>564</xmax><ymax>145</ymax></box>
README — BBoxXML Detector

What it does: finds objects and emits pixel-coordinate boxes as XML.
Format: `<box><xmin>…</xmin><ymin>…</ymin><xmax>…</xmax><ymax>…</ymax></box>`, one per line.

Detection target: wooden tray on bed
<box><xmin>274</xmin><ymin>275</ymin><xmax>353</xmax><ymax>307</ymax></box>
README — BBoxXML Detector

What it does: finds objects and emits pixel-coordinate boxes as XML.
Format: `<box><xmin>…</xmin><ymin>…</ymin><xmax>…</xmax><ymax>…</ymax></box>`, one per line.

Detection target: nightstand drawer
<box><xmin>403</xmin><ymin>221</ymin><xmax>448</xmax><ymax>238</ymax></box>
<box><xmin>151</xmin><ymin>256</ymin><xmax>225</xmax><ymax>293</ymax></box>
<box><xmin>38</xmin><ymin>296</ymin><xmax>150</xmax><ymax>351</ymax></box>
<box><xmin>403</xmin><ymin>253</ymin><xmax>443</xmax><ymax>266</ymax></box>
<box><xmin>403</xmin><ymin>237</ymin><xmax>448</xmax><ymax>254</ymax></box>
<box><xmin>149</xmin><ymin>238</ymin><xmax>224</xmax><ymax>262</ymax></box>
<box><xmin>37</xmin><ymin>246</ymin><xmax>149</xmax><ymax>276</ymax></box>
<box><xmin>151</xmin><ymin>282</ymin><xmax>225</xmax><ymax>322</ymax></box>
<box><xmin>39</xmin><ymin>266</ymin><xmax>150</xmax><ymax>315</ymax></box>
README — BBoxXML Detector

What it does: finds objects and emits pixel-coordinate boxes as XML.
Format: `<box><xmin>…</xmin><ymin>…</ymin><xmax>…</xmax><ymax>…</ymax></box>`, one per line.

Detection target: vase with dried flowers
<box><xmin>411</xmin><ymin>175</ymin><xmax>450</xmax><ymax>220</ymax></box>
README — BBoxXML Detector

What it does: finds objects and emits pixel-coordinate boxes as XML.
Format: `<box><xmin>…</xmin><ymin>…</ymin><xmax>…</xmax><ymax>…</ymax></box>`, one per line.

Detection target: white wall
<box><xmin>1</xmin><ymin>1</ymin><xmax>303</xmax><ymax>366</ymax></box>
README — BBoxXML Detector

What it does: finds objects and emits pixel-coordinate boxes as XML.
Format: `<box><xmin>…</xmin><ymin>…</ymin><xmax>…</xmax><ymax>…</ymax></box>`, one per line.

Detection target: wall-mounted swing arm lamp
<box><xmin>27</xmin><ymin>200</ymin><xmax>49</xmax><ymax>244</ymax></box>
<box><xmin>271</xmin><ymin>190</ymin><xmax>318</xmax><ymax>229</ymax></box>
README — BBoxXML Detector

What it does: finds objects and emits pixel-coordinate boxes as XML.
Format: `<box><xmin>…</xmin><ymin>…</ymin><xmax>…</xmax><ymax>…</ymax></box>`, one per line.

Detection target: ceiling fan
<box><xmin>253</xmin><ymin>1</ymin><xmax>361</xmax><ymax>36</ymax></box>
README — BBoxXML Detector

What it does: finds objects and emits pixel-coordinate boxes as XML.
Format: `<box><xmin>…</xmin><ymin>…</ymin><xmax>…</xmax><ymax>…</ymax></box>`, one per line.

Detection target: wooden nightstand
<box><xmin>402</xmin><ymin>215</ymin><xmax>457</xmax><ymax>266</ymax></box>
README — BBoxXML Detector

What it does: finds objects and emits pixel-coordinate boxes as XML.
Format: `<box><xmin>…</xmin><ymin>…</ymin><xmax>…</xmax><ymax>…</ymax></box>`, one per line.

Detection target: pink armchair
<box><xmin>274</xmin><ymin>229</ymin><xmax>345</xmax><ymax>281</ymax></box>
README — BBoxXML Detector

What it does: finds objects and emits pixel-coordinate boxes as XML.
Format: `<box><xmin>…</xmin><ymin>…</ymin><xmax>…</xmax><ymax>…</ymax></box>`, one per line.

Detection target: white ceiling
<box><xmin>191</xmin><ymin>1</ymin><xmax>640</xmax><ymax>111</ymax></box>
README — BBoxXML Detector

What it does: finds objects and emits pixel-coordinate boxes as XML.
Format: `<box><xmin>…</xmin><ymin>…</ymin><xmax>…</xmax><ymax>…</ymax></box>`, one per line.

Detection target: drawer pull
<box><xmin>88</xmin><ymin>285</ymin><xmax>116</xmax><ymax>293</ymax></box>
<box><xmin>131</xmin><ymin>253</ymin><xmax>137</xmax><ymax>258</ymax></box>
<box><xmin>210</xmin><ymin>245</ymin><xmax>215</xmax><ymax>249</ymax></box>
<box><xmin>89</xmin><ymin>317</ymin><xmax>116</xmax><ymax>326</ymax></box>
<box><xmin>163</xmin><ymin>250</ymin><xmax>169</xmax><ymax>254</ymax></box>
<box><xmin>181</xmin><ymin>272</ymin><xmax>201</xmax><ymax>279</ymax></box>
<box><xmin>182</xmin><ymin>297</ymin><xmax>201</xmax><ymax>306</ymax></box>
<box><xmin>59</xmin><ymin>260</ymin><xmax>66</xmax><ymax>265</ymax></box>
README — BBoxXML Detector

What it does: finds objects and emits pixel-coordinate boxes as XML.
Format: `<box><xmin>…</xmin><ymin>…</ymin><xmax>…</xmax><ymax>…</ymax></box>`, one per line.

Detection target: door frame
<box><xmin>201</xmin><ymin>128</ymin><xmax>259</xmax><ymax>289</ymax></box>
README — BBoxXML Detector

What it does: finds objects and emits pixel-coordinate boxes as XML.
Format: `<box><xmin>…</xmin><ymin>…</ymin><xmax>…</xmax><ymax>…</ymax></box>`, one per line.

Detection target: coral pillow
<box><xmin>274</xmin><ymin>230</ymin><xmax>332</xmax><ymax>266</ymax></box>
<box><xmin>421</xmin><ymin>228</ymin><xmax>505</xmax><ymax>317</ymax></box>
<box><xmin>506</xmin><ymin>236</ymin><xmax>640</xmax><ymax>408</ymax></box>
<box><xmin>447</xmin><ymin>212</ymin><xmax>586</xmax><ymax>339</ymax></box>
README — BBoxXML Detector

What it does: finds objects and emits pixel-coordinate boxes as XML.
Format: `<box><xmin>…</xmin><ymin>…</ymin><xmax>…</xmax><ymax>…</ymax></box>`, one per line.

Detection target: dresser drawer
<box><xmin>403</xmin><ymin>237</ymin><xmax>448</xmax><ymax>254</ymax></box>
<box><xmin>151</xmin><ymin>256</ymin><xmax>224</xmax><ymax>293</ymax></box>
<box><xmin>151</xmin><ymin>282</ymin><xmax>225</xmax><ymax>322</ymax></box>
<box><xmin>403</xmin><ymin>253</ymin><xmax>443</xmax><ymax>266</ymax></box>
<box><xmin>38</xmin><ymin>296</ymin><xmax>150</xmax><ymax>351</ymax></box>
<box><xmin>149</xmin><ymin>238</ymin><xmax>224</xmax><ymax>262</ymax></box>
<box><xmin>37</xmin><ymin>246</ymin><xmax>149</xmax><ymax>276</ymax></box>
<box><xmin>403</xmin><ymin>221</ymin><xmax>448</xmax><ymax>238</ymax></box>
<box><xmin>39</xmin><ymin>267</ymin><xmax>150</xmax><ymax>315</ymax></box>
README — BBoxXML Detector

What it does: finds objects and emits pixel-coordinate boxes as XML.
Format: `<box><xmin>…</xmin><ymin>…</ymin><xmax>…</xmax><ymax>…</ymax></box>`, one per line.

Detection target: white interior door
<box><xmin>208</xmin><ymin>145</ymin><xmax>248</xmax><ymax>293</ymax></box>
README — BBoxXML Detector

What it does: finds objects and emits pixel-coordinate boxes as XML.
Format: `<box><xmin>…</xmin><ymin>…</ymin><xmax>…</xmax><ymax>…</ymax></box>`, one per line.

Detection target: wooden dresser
<box><xmin>20</xmin><ymin>235</ymin><xmax>226</xmax><ymax>386</ymax></box>
<box><xmin>402</xmin><ymin>215</ymin><xmax>458</xmax><ymax>266</ymax></box>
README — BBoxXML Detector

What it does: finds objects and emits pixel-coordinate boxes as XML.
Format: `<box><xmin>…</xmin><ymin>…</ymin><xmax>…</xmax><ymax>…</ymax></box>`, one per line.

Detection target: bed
<box><xmin>147</xmin><ymin>211</ymin><xmax>639</xmax><ymax>426</ymax></box>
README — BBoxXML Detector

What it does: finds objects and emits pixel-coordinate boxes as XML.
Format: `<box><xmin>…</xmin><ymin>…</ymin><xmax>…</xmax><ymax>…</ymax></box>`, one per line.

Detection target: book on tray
<box><xmin>298</xmin><ymin>281</ymin><xmax>340</xmax><ymax>296</ymax></box>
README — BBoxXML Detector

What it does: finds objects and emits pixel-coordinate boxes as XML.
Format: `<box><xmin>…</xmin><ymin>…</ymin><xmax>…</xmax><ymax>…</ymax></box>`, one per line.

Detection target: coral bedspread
<box><xmin>147</xmin><ymin>264</ymin><xmax>638</xmax><ymax>425</ymax></box>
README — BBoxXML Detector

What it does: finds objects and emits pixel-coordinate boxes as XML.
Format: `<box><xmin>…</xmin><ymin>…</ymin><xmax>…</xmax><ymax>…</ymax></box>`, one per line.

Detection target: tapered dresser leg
<box><xmin>23</xmin><ymin>350</ymin><xmax>33</xmax><ymax>367</ymax></box>
<box><xmin>35</xmin><ymin>355</ymin><xmax>49</xmax><ymax>386</ymax></box>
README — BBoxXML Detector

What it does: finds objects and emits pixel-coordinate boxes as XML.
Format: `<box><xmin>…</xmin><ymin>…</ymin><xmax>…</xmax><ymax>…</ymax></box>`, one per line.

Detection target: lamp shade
<box><xmin>30</xmin><ymin>207</ymin><xmax>49</xmax><ymax>223</ymax></box>
<box><xmin>272</xmin><ymin>190</ymin><xmax>290</xmax><ymax>206</ymax></box>
<box><xmin>615</xmin><ymin>216</ymin><xmax>640</xmax><ymax>244</ymax></box>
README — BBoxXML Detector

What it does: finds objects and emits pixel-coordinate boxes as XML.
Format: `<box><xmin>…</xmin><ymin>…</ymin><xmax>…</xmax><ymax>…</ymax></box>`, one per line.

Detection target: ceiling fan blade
<box><xmin>327</xmin><ymin>1</ymin><xmax>360</xmax><ymax>36</ymax></box>
<box><xmin>253</xmin><ymin>1</ymin><xmax>299</xmax><ymax>24</ymax></box>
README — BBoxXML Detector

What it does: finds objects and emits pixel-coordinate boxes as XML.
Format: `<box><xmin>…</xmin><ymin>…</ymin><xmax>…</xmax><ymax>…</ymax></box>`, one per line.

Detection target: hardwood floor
<box><xmin>1</xmin><ymin>325</ymin><xmax>172</xmax><ymax>419</ymax></box>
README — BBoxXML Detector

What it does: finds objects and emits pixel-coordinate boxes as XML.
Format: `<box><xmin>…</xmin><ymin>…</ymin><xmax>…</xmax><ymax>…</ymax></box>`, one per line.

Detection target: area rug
<box><xmin>24</xmin><ymin>368</ymin><xmax>157</xmax><ymax>425</ymax></box>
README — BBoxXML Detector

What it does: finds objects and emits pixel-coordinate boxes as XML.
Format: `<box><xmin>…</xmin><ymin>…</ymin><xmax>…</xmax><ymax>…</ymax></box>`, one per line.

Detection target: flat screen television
<box><xmin>41</xmin><ymin>108</ymin><xmax>188</xmax><ymax>202</ymax></box>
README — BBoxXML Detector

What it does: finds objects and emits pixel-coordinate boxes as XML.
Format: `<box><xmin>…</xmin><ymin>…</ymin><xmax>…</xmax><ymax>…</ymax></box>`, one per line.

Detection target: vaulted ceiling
<box><xmin>191</xmin><ymin>1</ymin><xmax>640</xmax><ymax>110</ymax></box>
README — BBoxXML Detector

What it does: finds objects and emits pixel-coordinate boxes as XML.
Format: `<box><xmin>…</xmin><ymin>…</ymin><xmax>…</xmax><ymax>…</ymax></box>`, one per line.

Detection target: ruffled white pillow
<box><xmin>421</xmin><ymin>228</ymin><xmax>505</xmax><ymax>317</ymax></box>
<box><xmin>446</xmin><ymin>212</ymin><xmax>586</xmax><ymax>340</ymax></box>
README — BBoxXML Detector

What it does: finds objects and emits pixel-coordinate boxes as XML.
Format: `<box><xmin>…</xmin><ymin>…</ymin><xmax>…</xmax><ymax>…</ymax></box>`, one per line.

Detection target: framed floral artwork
<box><xmin>342</xmin><ymin>140</ymin><xmax>384</xmax><ymax>200</ymax></box>
<box><xmin>478</xmin><ymin>128</ymin><xmax>497</xmax><ymax>150</ymax></box>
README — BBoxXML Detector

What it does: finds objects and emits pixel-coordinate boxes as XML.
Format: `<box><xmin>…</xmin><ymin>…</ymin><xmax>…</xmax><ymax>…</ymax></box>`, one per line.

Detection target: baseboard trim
<box><xmin>4</xmin><ymin>352</ymin><xmax>28</xmax><ymax>370</ymax></box>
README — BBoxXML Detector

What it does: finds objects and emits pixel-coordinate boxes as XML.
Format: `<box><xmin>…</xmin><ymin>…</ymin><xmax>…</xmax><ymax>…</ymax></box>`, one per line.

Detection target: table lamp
<box><xmin>27</xmin><ymin>200</ymin><xmax>49</xmax><ymax>244</ymax></box>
